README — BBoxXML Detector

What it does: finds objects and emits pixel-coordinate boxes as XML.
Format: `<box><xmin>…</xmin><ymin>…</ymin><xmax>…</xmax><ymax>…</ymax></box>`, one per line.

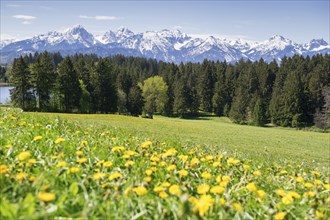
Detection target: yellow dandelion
<box><xmin>33</xmin><ymin>136</ymin><xmax>42</xmax><ymax>141</ymax></box>
<box><xmin>201</xmin><ymin>171</ymin><xmax>212</xmax><ymax>179</ymax></box>
<box><xmin>222</xmin><ymin>175</ymin><xmax>231</xmax><ymax>182</ymax></box>
<box><xmin>76</xmin><ymin>151</ymin><xmax>83</xmax><ymax>156</ymax></box>
<box><xmin>197</xmin><ymin>184</ymin><xmax>210</xmax><ymax>194</ymax></box>
<box><xmin>288</xmin><ymin>191</ymin><xmax>301</xmax><ymax>199</ymax></box>
<box><xmin>0</xmin><ymin>165</ymin><xmax>8</xmax><ymax>174</ymax></box>
<box><xmin>18</xmin><ymin>151</ymin><xmax>31</xmax><ymax>161</ymax></box>
<box><xmin>232</xmin><ymin>203</ymin><xmax>243</xmax><ymax>211</ymax></box>
<box><xmin>212</xmin><ymin>161</ymin><xmax>220</xmax><ymax>167</ymax></box>
<box><xmin>29</xmin><ymin>176</ymin><xmax>36</xmax><ymax>182</ymax></box>
<box><xmin>69</xmin><ymin>167</ymin><xmax>80</xmax><ymax>173</ymax></box>
<box><xmin>150</xmin><ymin>155</ymin><xmax>160</xmax><ymax>162</ymax></box>
<box><xmin>253</xmin><ymin>170</ymin><xmax>261</xmax><ymax>176</ymax></box>
<box><xmin>56</xmin><ymin>161</ymin><xmax>68</xmax><ymax>168</ymax></box>
<box><xmin>304</xmin><ymin>191</ymin><xmax>316</xmax><ymax>198</ymax></box>
<box><xmin>132</xmin><ymin>186</ymin><xmax>148</xmax><ymax>196</ymax></box>
<box><xmin>256</xmin><ymin>190</ymin><xmax>266</xmax><ymax>199</ymax></box>
<box><xmin>16</xmin><ymin>172</ymin><xmax>28</xmax><ymax>180</ymax></box>
<box><xmin>112</xmin><ymin>146</ymin><xmax>124</xmax><ymax>152</ymax></box>
<box><xmin>193</xmin><ymin>195</ymin><xmax>214</xmax><ymax>217</ymax></box>
<box><xmin>243</xmin><ymin>164</ymin><xmax>250</xmax><ymax>171</ymax></box>
<box><xmin>140</xmin><ymin>141</ymin><xmax>152</xmax><ymax>149</ymax></box>
<box><xmin>178</xmin><ymin>169</ymin><xmax>188</xmax><ymax>177</ymax></box>
<box><xmin>93</xmin><ymin>173</ymin><xmax>105</xmax><ymax>181</ymax></box>
<box><xmin>315</xmin><ymin>211</ymin><xmax>324</xmax><ymax>219</ymax></box>
<box><xmin>55</xmin><ymin>137</ymin><xmax>65</xmax><ymax>144</ymax></box>
<box><xmin>276</xmin><ymin>189</ymin><xmax>286</xmax><ymax>197</ymax></box>
<box><xmin>77</xmin><ymin>158</ymin><xmax>87</xmax><ymax>164</ymax></box>
<box><xmin>161</xmin><ymin>182</ymin><xmax>171</xmax><ymax>188</ymax></box>
<box><xmin>37</xmin><ymin>192</ymin><xmax>56</xmax><ymax>202</ymax></box>
<box><xmin>282</xmin><ymin>194</ymin><xmax>293</xmax><ymax>205</ymax></box>
<box><xmin>144</xmin><ymin>176</ymin><xmax>152</xmax><ymax>183</ymax></box>
<box><xmin>145</xmin><ymin>169</ymin><xmax>153</xmax><ymax>176</ymax></box>
<box><xmin>311</xmin><ymin>171</ymin><xmax>320</xmax><ymax>177</ymax></box>
<box><xmin>274</xmin><ymin>212</ymin><xmax>286</xmax><ymax>220</ymax></box>
<box><xmin>159</xmin><ymin>191</ymin><xmax>169</xmax><ymax>199</ymax></box>
<box><xmin>314</xmin><ymin>179</ymin><xmax>322</xmax><ymax>185</ymax></box>
<box><xmin>189</xmin><ymin>196</ymin><xmax>198</xmax><ymax>204</ymax></box>
<box><xmin>109</xmin><ymin>172</ymin><xmax>123</xmax><ymax>181</ymax></box>
<box><xmin>167</xmin><ymin>164</ymin><xmax>176</xmax><ymax>171</ymax></box>
<box><xmin>169</xmin><ymin>185</ymin><xmax>182</xmax><ymax>196</ymax></box>
<box><xmin>125</xmin><ymin>160</ymin><xmax>135</xmax><ymax>167</ymax></box>
<box><xmin>154</xmin><ymin>186</ymin><xmax>164</xmax><ymax>193</ymax></box>
<box><xmin>178</xmin><ymin>155</ymin><xmax>188</xmax><ymax>163</ymax></box>
<box><xmin>210</xmin><ymin>186</ymin><xmax>225</xmax><ymax>194</ymax></box>
<box><xmin>227</xmin><ymin>157</ymin><xmax>240</xmax><ymax>165</ymax></box>
<box><xmin>246</xmin><ymin>182</ymin><xmax>257</xmax><ymax>192</ymax></box>
<box><xmin>295</xmin><ymin>176</ymin><xmax>304</xmax><ymax>183</ymax></box>
<box><xmin>190</xmin><ymin>158</ymin><xmax>200</xmax><ymax>167</ymax></box>
<box><xmin>103</xmin><ymin>161</ymin><xmax>113</xmax><ymax>167</ymax></box>
<box><xmin>324</xmin><ymin>184</ymin><xmax>330</xmax><ymax>190</ymax></box>
<box><xmin>304</xmin><ymin>182</ymin><xmax>314</xmax><ymax>188</ymax></box>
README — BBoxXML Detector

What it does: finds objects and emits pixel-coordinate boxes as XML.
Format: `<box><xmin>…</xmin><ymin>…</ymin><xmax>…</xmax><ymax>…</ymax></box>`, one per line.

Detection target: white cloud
<box><xmin>79</xmin><ymin>15</ymin><xmax>119</xmax><ymax>20</ymax></box>
<box><xmin>13</xmin><ymin>15</ymin><xmax>37</xmax><ymax>20</ymax></box>
<box><xmin>173</xmin><ymin>25</ymin><xmax>182</xmax><ymax>30</ymax></box>
<box><xmin>22</xmin><ymin>21</ymin><xmax>33</xmax><ymax>25</ymax></box>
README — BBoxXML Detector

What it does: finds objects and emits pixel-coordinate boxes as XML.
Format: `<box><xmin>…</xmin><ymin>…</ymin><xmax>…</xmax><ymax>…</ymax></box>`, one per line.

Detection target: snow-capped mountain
<box><xmin>1</xmin><ymin>25</ymin><xmax>329</xmax><ymax>64</ymax></box>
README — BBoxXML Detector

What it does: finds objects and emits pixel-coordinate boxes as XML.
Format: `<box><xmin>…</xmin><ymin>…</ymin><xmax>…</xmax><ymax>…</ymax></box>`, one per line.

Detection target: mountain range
<box><xmin>1</xmin><ymin>24</ymin><xmax>329</xmax><ymax>64</ymax></box>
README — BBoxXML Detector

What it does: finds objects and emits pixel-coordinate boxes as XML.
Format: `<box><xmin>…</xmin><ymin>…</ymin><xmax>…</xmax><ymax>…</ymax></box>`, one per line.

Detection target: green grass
<box><xmin>35</xmin><ymin>112</ymin><xmax>330</xmax><ymax>168</ymax></box>
<box><xmin>1</xmin><ymin>108</ymin><xmax>329</xmax><ymax>219</ymax></box>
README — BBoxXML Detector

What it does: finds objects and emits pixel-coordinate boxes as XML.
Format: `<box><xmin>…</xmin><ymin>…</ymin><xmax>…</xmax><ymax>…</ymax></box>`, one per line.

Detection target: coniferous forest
<box><xmin>5</xmin><ymin>51</ymin><xmax>330</xmax><ymax>128</ymax></box>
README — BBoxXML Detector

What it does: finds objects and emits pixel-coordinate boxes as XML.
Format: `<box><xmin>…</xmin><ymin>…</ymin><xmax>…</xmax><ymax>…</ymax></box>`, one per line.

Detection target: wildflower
<box><xmin>151</xmin><ymin>167</ymin><xmax>158</xmax><ymax>172</ymax></box>
<box><xmin>77</xmin><ymin>158</ymin><xmax>87</xmax><ymax>164</ymax></box>
<box><xmin>256</xmin><ymin>190</ymin><xmax>266</xmax><ymax>199</ymax></box>
<box><xmin>274</xmin><ymin>212</ymin><xmax>286</xmax><ymax>220</ymax></box>
<box><xmin>33</xmin><ymin>136</ymin><xmax>42</xmax><ymax>141</ymax></box>
<box><xmin>279</xmin><ymin>170</ymin><xmax>288</xmax><ymax>175</ymax></box>
<box><xmin>190</xmin><ymin>158</ymin><xmax>200</xmax><ymax>167</ymax></box>
<box><xmin>69</xmin><ymin>167</ymin><xmax>80</xmax><ymax>173</ymax></box>
<box><xmin>144</xmin><ymin>176</ymin><xmax>152</xmax><ymax>183</ymax></box>
<box><xmin>232</xmin><ymin>203</ymin><xmax>243</xmax><ymax>211</ymax></box>
<box><xmin>304</xmin><ymin>182</ymin><xmax>313</xmax><ymax>188</ymax></box>
<box><xmin>210</xmin><ymin>186</ymin><xmax>225</xmax><ymax>194</ymax></box>
<box><xmin>311</xmin><ymin>171</ymin><xmax>320</xmax><ymax>177</ymax></box>
<box><xmin>282</xmin><ymin>194</ymin><xmax>293</xmax><ymax>205</ymax></box>
<box><xmin>178</xmin><ymin>155</ymin><xmax>188</xmax><ymax>163</ymax></box>
<box><xmin>222</xmin><ymin>175</ymin><xmax>231</xmax><ymax>182</ymax></box>
<box><xmin>28</xmin><ymin>159</ymin><xmax>36</xmax><ymax>164</ymax></box>
<box><xmin>76</xmin><ymin>151</ymin><xmax>83</xmax><ymax>156</ymax></box>
<box><xmin>125</xmin><ymin>160</ymin><xmax>135</xmax><ymax>167</ymax></box>
<box><xmin>161</xmin><ymin>182</ymin><xmax>171</xmax><ymax>188</ymax></box>
<box><xmin>314</xmin><ymin>179</ymin><xmax>322</xmax><ymax>185</ymax></box>
<box><xmin>189</xmin><ymin>196</ymin><xmax>198</xmax><ymax>204</ymax></box>
<box><xmin>18</xmin><ymin>151</ymin><xmax>31</xmax><ymax>161</ymax></box>
<box><xmin>37</xmin><ymin>192</ymin><xmax>56</xmax><ymax>202</ymax></box>
<box><xmin>212</xmin><ymin>161</ymin><xmax>220</xmax><ymax>167</ymax></box>
<box><xmin>109</xmin><ymin>172</ymin><xmax>123</xmax><ymax>181</ymax></box>
<box><xmin>197</xmin><ymin>184</ymin><xmax>210</xmax><ymax>194</ymax></box>
<box><xmin>154</xmin><ymin>186</ymin><xmax>164</xmax><ymax>192</ymax></box>
<box><xmin>304</xmin><ymin>191</ymin><xmax>316</xmax><ymax>198</ymax></box>
<box><xmin>288</xmin><ymin>191</ymin><xmax>301</xmax><ymax>199</ymax></box>
<box><xmin>315</xmin><ymin>211</ymin><xmax>324</xmax><ymax>219</ymax></box>
<box><xmin>150</xmin><ymin>155</ymin><xmax>160</xmax><ymax>162</ymax></box>
<box><xmin>227</xmin><ymin>157</ymin><xmax>240</xmax><ymax>165</ymax></box>
<box><xmin>55</xmin><ymin>138</ymin><xmax>65</xmax><ymax>144</ymax></box>
<box><xmin>132</xmin><ymin>186</ymin><xmax>148</xmax><ymax>196</ymax></box>
<box><xmin>16</xmin><ymin>172</ymin><xmax>28</xmax><ymax>180</ymax></box>
<box><xmin>295</xmin><ymin>176</ymin><xmax>304</xmax><ymax>183</ymax></box>
<box><xmin>29</xmin><ymin>176</ymin><xmax>36</xmax><ymax>182</ymax></box>
<box><xmin>112</xmin><ymin>146</ymin><xmax>124</xmax><ymax>152</ymax></box>
<box><xmin>103</xmin><ymin>161</ymin><xmax>113</xmax><ymax>167</ymax></box>
<box><xmin>276</xmin><ymin>189</ymin><xmax>286</xmax><ymax>197</ymax></box>
<box><xmin>159</xmin><ymin>191</ymin><xmax>169</xmax><ymax>199</ymax></box>
<box><xmin>93</xmin><ymin>173</ymin><xmax>105</xmax><ymax>181</ymax></box>
<box><xmin>193</xmin><ymin>195</ymin><xmax>214</xmax><ymax>216</ymax></box>
<box><xmin>324</xmin><ymin>184</ymin><xmax>330</xmax><ymax>190</ymax></box>
<box><xmin>253</xmin><ymin>170</ymin><xmax>261</xmax><ymax>176</ymax></box>
<box><xmin>178</xmin><ymin>169</ymin><xmax>188</xmax><ymax>177</ymax></box>
<box><xmin>80</xmin><ymin>140</ymin><xmax>88</xmax><ymax>146</ymax></box>
<box><xmin>56</xmin><ymin>161</ymin><xmax>68</xmax><ymax>167</ymax></box>
<box><xmin>169</xmin><ymin>185</ymin><xmax>182</xmax><ymax>196</ymax></box>
<box><xmin>246</xmin><ymin>182</ymin><xmax>257</xmax><ymax>192</ymax></box>
<box><xmin>145</xmin><ymin>169</ymin><xmax>153</xmax><ymax>175</ymax></box>
<box><xmin>140</xmin><ymin>141</ymin><xmax>152</xmax><ymax>149</ymax></box>
<box><xmin>0</xmin><ymin>165</ymin><xmax>8</xmax><ymax>174</ymax></box>
<box><xmin>163</xmin><ymin>148</ymin><xmax>177</xmax><ymax>157</ymax></box>
<box><xmin>167</xmin><ymin>164</ymin><xmax>176</xmax><ymax>171</ymax></box>
<box><xmin>201</xmin><ymin>171</ymin><xmax>212</xmax><ymax>179</ymax></box>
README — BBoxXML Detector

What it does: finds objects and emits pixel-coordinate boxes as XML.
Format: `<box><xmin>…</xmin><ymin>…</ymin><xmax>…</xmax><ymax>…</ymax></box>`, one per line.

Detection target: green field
<box><xmin>37</xmin><ymin>112</ymin><xmax>330</xmax><ymax>168</ymax></box>
<box><xmin>1</xmin><ymin>109</ymin><xmax>329</xmax><ymax>219</ymax></box>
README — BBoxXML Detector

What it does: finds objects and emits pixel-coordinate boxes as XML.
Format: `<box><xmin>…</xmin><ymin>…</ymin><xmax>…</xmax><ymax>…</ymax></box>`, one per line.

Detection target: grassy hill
<box><xmin>36</xmin><ymin>112</ymin><xmax>329</xmax><ymax>168</ymax></box>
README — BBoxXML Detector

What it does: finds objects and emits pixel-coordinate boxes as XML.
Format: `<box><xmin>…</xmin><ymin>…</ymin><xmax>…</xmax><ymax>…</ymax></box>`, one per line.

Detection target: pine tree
<box><xmin>79</xmin><ymin>80</ymin><xmax>91</xmax><ymax>113</ymax></box>
<box><xmin>127</xmin><ymin>86</ymin><xmax>143</xmax><ymax>116</ymax></box>
<box><xmin>253</xmin><ymin>99</ymin><xmax>267</xmax><ymax>126</ymax></box>
<box><xmin>56</xmin><ymin>57</ymin><xmax>81</xmax><ymax>112</ymax></box>
<box><xmin>173</xmin><ymin>76</ymin><xmax>188</xmax><ymax>117</ymax></box>
<box><xmin>10</xmin><ymin>57</ymin><xmax>35</xmax><ymax>110</ymax></box>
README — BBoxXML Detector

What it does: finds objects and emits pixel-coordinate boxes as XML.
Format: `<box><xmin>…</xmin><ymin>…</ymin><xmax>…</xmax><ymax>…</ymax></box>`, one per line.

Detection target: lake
<box><xmin>0</xmin><ymin>86</ymin><xmax>13</xmax><ymax>104</ymax></box>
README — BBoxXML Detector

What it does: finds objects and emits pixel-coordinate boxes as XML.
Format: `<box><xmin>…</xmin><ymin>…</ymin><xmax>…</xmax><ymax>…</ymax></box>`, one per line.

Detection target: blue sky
<box><xmin>1</xmin><ymin>1</ymin><xmax>329</xmax><ymax>43</ymax></box>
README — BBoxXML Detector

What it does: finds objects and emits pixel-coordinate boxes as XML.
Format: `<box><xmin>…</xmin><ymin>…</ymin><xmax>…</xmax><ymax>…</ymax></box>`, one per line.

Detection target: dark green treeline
<box><xmin>8</xmin><ymin>51</ymin><xmax>330</xmax><ymax>128</ymax></box>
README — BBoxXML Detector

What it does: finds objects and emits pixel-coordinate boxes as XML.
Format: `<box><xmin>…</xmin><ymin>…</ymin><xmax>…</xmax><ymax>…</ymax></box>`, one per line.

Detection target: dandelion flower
<box><xmin>103</xmin><ymin>161</ymin><xmax>113</xmax><ymax>167</ymax></box>
<box><xmin>246</xmin><ymin>182</ymin><xmax>257</xmax><ymax>192</ymax></box>
<box><xmin>37</xmin><ymin>192</ymin><xmax>56</xmax><ymax>202</ymax></box>
<box><xmin>295</xmin><ymin>176</ymin><xmax>304</xmax><ymax>183</ymax></box>
<box><xmin>281</xmin><ymin>195</ymin><xmax>293</xmax><ymax>205</ymax></box>
<box><xmin>144</xmin><ymin>176</ymin><xmax>152</xmax><ymax>183</ymax></box>
<box><xmin>201</xmin><ymin>171</ymin><xmax>212</xmax><ymax>179</ymax></box>
<box><xmin>18</xmin><ymin>151</ymin><xmax>31</xmax><ymax>161</ymax></box>
<box><xmin>55</xmin><ymin>138</ymin><xmax>65</xmax><ymax>144</ymax></box>
<box><xmin>212</xmin><ymin>161</ymin><xmax>220</xmax><ymax>167</ymax></box>
<box><xmin>253</xmin><ymin>170</ymin><xmax>261</xmax><ymax>176</ymax></box>
<box><xmin>159</xmin><ymin>191</ymin><xmax>169</xmax><ymax>199</ymax></box>
<box><xmin>112</xmin><ymin>146</ymin><xmax>124</xmax><ymax>152</ymax></box>
<box><xmin>169</xmin><ymin>185</ymin><xmax>182</xmax><ymax>196</ymax></box>
<box><xmin>288</xmin><ymin>191</ymin><xmax>300</xmax><ymax>199</ymax></box>
<box><xmin>197</xmin><ymin>184</ymin><xmax>210</xmax><ymax>194</ymax></box>
<box><xmin>76</xmin><ymin>151</ymin><xmax>83</xmax><ymax>156</ymax></box>
<box><xmin>109</xmin><ymin>172</ymin><xmax>123</xmax><ymax>181</ymax></box>
<box><xmin>0</xmin><ymin>165</ymin><xmax>8</xmax><ymax>174</ymax></box>
<box><xmin>167</xmin><ymin>164</ymin><xmax>176</xmax><ymax>171</ymax></box>
<box><xmin>140</xmin><ymin>141</ymin><xmax>152</xmax><ymax>149</ymax></box>
<box><xmin>193</xmin><ymin>195</ymin><xmax>214</xmax><ymax>216</ymax></box>
<box><xmin>56</xmin><ymin>161</ymin><xmax>68</xmax><ymax>168</ymax></box>
<box><xmin>33</xmin><ymin>136</ymin><xmax>42</xmax><ymax>141</ymax></box>
<box><xmin>93</xmin><ymin>173</ymin><xmax>105</xmax><ymax>181</ymax></box>
<box><xmin>77</xmin><ymin>158</ymin><xmax>87</xmax><ymax>164</ymax></box>
<box><xmin>210</xmin><ymin>186</ymin><xmax>225</xmax><ymax>194</ymax></box>
<box><xmin>232</xmin><ymin>203</ymin><xmax>243</xmax><ymax>211</ymax></box>
<box><xmin>304</xmin><ymin>182</ymin><xmax>314</xmax><ymax>188</ymax></box>
<box><xmin>132</xmin><ymin>186</ymin><xmax>148</xmax><ymax>196</ymax></box>
<box><xmin>256</xmin><ymin>190</ymin><xmax>266</xmax><ymax>199</ymax></box>
<box><xmin>178</xmin><ymin>169</ymin><xmax>188</xmax><ymax>177</ymax></box>
<box><xmin>69</xmin><ymin>167</ymin><xmax>80</xmax><ymax>173</ymax></box>
<box><xmin>274</xmin><ymin>212</ymin><xmax>286</xmax><ymax>220</ymax></box>
<box><xmin>154</xmin><ymin>186</ymin><xmax>164</xmax><ymax>193</ymax></box>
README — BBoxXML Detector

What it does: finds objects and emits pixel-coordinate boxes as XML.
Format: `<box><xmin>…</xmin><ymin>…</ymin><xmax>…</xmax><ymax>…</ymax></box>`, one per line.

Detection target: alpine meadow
<box><xmin>1</xmin><ymin>1</ymin><xmax>330</xmax><ymax>219</ymax></box>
